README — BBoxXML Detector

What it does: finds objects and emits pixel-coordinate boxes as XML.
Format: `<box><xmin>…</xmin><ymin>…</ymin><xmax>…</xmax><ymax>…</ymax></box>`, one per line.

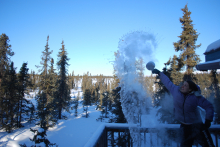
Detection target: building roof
<box><xmin>204</xmin><ymin>39</ymin><xmax>220</xmax><ymax>55</ymax></box>
<box><xmin>196</xmin><ymin>59</ymin><xmax>220</xmax><ymax>71</ymax></box>
<box><xmin>196</xmin><ymin>39</ymin><xmax>220</xmax><ymax>71</ymax></box>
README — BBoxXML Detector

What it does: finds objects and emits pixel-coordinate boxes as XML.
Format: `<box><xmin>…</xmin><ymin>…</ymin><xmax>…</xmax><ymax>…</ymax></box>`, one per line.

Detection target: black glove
<box><xmin>202</xmin><ymin>119</ymin><xmax>212</xmax><ymax>130</ymax></box>
<box><xmin>152</xmin><ymin>69</ymin><xmax>160</xmax><ymax>75</ymax></box>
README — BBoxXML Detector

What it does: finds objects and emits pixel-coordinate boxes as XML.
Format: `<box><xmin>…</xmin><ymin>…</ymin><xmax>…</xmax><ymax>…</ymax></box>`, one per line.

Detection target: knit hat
<box><xmin>186</xmin><ymin>80</ymin><xmax>198</xmax><ymax>91</ymax></box>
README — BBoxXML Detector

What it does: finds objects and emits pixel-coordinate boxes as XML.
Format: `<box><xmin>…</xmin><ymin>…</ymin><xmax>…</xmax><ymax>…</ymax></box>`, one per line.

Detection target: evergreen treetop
<box><xmin>36</xmin><ymin>35</ymin><xmax>53</xmax><ymax>76</ymax></box>
<box><xmin>173</xmin><ymin>4</ymin><xmax>201</xmax><ymax>80</ymax></box>
<box><xmin>0</xmin><ymin>33</ymin><xmax>14</xmax><ymax>78</ymax></box>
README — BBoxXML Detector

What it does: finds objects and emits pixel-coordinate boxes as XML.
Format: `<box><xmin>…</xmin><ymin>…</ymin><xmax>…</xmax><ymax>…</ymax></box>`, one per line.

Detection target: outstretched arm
<box><xmin>152</xmin><ymin>69</ymin><xmax>178</xmax><ymax>95</ymax></box>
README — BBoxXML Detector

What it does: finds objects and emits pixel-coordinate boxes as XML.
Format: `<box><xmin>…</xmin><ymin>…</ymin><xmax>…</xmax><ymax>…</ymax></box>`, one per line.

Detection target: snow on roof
<box><xmin>205</xmin><ymin>39</ymin><xmax>220</xmax><ymax>54</ymax></box>
<box><xmin>198</xmin><ymin>58</ymin><xmax>220</xmax><ymax>65</ymax></box>
<box><xmin>196</xmin><ymin>58</ymin><xmax>220</xmax><ymax>71</ymax></box>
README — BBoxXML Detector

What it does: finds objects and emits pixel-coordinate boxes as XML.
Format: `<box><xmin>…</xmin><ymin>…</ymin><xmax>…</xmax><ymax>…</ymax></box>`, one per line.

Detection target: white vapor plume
<box><xmin>114</xmin><ymin>31</ymin><xmax>158</xmax><ymax>146</ymax></box>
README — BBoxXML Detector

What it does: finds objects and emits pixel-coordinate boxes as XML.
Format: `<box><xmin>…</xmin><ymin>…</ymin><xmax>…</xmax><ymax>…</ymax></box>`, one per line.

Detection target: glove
<box><xmin>202</xmin><ymin>119</ymin><xmax>212</xmax><ymax>130</ymax></box>
<box><xmin>152</xmin><ymin>69</ymin><xmax>160</xmax><ymax>75</ymax></box>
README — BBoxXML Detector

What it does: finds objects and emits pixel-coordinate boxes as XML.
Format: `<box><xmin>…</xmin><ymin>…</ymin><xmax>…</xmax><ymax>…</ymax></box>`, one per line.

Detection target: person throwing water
<box><xmin>147</xmin><ymin>62</ymin><xmax>215</xmax><ymax>147</ymax></box>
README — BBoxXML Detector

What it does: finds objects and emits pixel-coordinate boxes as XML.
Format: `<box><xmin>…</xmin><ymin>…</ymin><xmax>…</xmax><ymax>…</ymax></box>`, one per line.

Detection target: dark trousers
<box><xmin>180</xmin><ymin>123</ymin><xmax>215</xmax><ymax>147</ymax></box>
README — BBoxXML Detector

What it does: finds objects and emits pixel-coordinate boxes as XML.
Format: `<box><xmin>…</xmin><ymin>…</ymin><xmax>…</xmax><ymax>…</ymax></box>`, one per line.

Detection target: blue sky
<box><xmin>1</xmin><ymin>0</ymin><xmax>219</xmax><ymax>76</ymax></box>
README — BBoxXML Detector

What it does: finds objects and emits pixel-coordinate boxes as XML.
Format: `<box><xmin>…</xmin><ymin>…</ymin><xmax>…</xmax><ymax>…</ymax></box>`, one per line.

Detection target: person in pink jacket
<box><xmin>152</xmin><ymin>69</ymin><xmax>215</xmax><ymax>147</ymax></box>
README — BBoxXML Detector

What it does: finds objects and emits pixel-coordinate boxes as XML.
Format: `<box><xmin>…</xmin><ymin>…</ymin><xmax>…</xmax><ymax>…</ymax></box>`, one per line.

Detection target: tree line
<box><xmin>0</xmin><ymin>34</ymin><xmax>72</xmax><ymax>146</ymax></box>
<box><xmin>0</xmin><ymin>34</ymin><xmax>34</xmax><ymax>132</ymax></box>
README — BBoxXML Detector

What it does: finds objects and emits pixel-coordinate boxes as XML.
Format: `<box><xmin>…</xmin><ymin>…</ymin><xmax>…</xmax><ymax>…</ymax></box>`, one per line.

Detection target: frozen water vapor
<box><xmin>114</xmin><ymin>31</ymin><xmax>158</xmax><ymax>146</ymax></box>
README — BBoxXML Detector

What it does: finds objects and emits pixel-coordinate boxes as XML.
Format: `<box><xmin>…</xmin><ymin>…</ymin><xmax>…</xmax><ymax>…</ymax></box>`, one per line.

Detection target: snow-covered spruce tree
<box><xmin>0</xmin><ymin>33</ymin><xmax>14</xmax><ymax>131</ymax></box>
<box><xmin>56</xmin><ymin>40</ymin><xmax>71</xmax><ymax>119</ymax></box>
<box><xmin>35</xmin><ymin>36</ymin><xmax>57</xmax><ymax>130</ymax></box>
<box><xmin>29</xmin><ymin>128</ymin><xmax>56</xmax><ymax>147</ymax></box>
<box><xmin>173</xmin><ymin>4</ymin><xmax>201</xmax><ymax>81</ymax></box>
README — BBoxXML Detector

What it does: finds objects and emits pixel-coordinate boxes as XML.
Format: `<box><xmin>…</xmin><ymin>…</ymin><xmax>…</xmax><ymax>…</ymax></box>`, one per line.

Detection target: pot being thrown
<box><xmin>146</xmin><ymin>61</ymin><xmax>155</xmax><ymax>70</ymax></box>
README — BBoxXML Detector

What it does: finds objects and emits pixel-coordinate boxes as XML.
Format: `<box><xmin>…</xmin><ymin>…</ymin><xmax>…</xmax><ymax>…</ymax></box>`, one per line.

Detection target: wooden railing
<box><xmin>84</xmin><ymin>123</ymin><xmax>220</xmax><ymax>147</ymax></box>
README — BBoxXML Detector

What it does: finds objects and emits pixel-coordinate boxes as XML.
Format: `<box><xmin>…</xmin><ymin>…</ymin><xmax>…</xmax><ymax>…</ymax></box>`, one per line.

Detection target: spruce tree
<box><xmin>111</xmin><ymin>87</ymin><xmax>127</xmax><ymax>123</ymax></box>
<box><xmin>196</xmin><ymin>72</ymin><xmax>212</xmax><ymax>98</ymax></box>
<box><xmin>1</xmin><ymin>62</ymin><xmax>18</xmax><ymax>132</ymax></box>
<box><xmin>35</xmin><ymin>36</ymin><xmax>57</xmax><ymax>130</ymax></box>
<box><xmin>0</xmin><ymin>33</ymin><xmax>14</xmax><ymax>79</ymax></box>
<box><xmin>94</xmin><ymin>82</ymin><xmax>100</xmax><ymax>108</ymax></box>
<box><xmin>102</xmin><ymin>91</ymin><xmax>110</xmax><ymax>118</ymax></box>
<box><xmin>169</xmin><ymin>55</ymin><xmax>184</xmax><ymax>85</ymax></box>
<box><xmin>83</xmin><ymin>89</ymin><xmax>91</xmax><ymax>118</ymax></box>
<box><xmin>56</xmin><ymin>40</ymin><xmax>71</xmax><ymax>119</ymax></box>
<box><xmin>82</xmin><ymin>72</ymin><xmax>92</xmax><ymax>94</ymax></box>
<box><xmin>48</xmin><ymin>58</ymin><xmax>57</xmax><ymax>104</ymax></box>
<box><xmin>29</xmin><ymin>128</ymin><xmax>56</xmax><ymax>147</ymax></box>
<box><xmin>173</xmin><ymin>4</ymin><xmax>201</xmax><ymax>81</ymax></box>
<box><xmin>73</xmin><ymin>92</ymin><xmax>79</xmax><ymax>117</ymax></box>
<box><xmin>90</xmin><ymin>85</ymin><xmax>96</xmax><ymax>104</ymax></box>
<box><xmin>17</xmin><ymin>62</ymin><xmax>33</xmax><ymax>128</ymax></box>
<box><xmin>0</xmin><ymin>34</ymin><xmax>14</xmax><ymax>130</ymax></box>
<box><xmin>98</xmin><ymin>75</ymin><xmax>106</xmax><ymax>108</ymax></box>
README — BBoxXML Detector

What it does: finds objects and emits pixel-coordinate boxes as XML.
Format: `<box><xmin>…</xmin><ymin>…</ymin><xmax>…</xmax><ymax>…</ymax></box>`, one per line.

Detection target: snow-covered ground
<box><xmin>0</xmin><ymin>85</ymin><xmax>220</xmax><ymax>147</ymax></box>
<box><xmin>0</xmin><ymin>87</ymin><xmax>106</xmax><ymax>147</ymax></box>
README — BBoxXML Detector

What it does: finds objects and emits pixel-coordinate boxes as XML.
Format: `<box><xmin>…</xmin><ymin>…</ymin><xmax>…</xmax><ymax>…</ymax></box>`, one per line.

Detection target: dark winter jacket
<box><xmin>159</xmin><ymin>72</ymin><xmax>214</xmax><ymax>124</ymax></box>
